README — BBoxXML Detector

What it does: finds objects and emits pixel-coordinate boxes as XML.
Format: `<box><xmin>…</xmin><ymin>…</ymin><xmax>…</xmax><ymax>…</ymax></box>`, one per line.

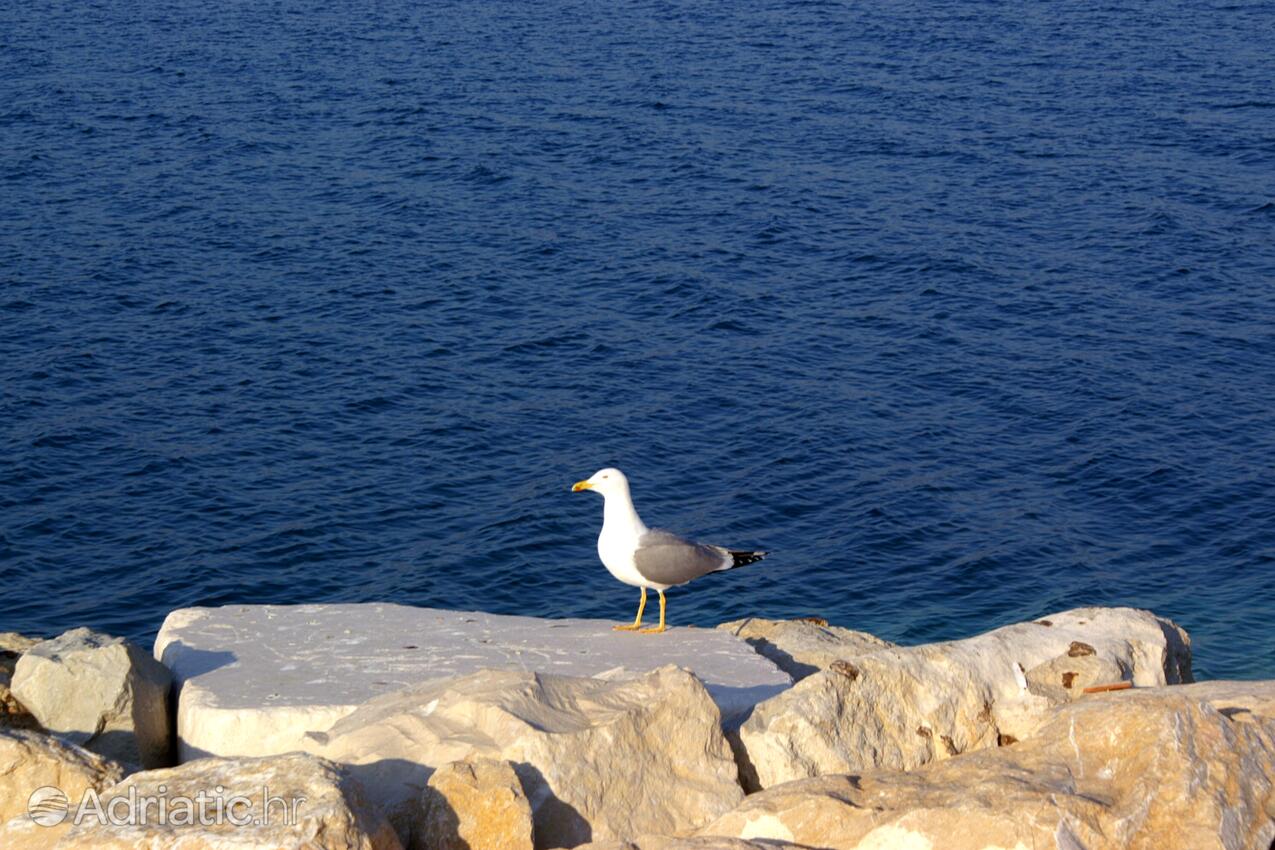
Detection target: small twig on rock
<box><xmin>1082</xmin><ymin>681</ymin><xmax>1133</xmax><ymax>694</ymax></box>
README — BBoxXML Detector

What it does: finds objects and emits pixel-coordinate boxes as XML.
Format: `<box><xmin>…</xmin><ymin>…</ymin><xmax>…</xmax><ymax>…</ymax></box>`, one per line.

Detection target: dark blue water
<box><xmin>4</xmin><ymin>0</ymin><xmax>1274</xmax><ymax>680</ymax></box>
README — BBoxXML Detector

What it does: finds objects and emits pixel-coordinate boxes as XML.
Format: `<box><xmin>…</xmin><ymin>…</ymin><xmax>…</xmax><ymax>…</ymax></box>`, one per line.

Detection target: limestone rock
<box><xmin>734</xmin><ymin>607</ymin><xmax>1192</xmax><ymax>789</ymax></box>
<box><xmin>0</xmin><ymin>728</ymin><xmax>125</xmax><ymax>821</ymax></box>
<box><xmin>0</xmin><ymin>633</ymin><xmax>41</xmax><ymax>654</ymax></box>
<box><xmin>0</xmin><ymin>729</ymin><xmax>124</xmax><ymax>849</ymax></box>
<box><xmin>0</xmin><ymin>815</ymin><xmax>64</xmax><ymax>850</ymax></box>
<box><xmin>306</xmin><ymin>665</ymin><xmax>744</xmax><ymax>850</ymax></box>
<box><xmin>701</xmin><ymin>683</ymin><xmax>1275</xmax><ymax>850</ymax></box>
<box><xmin>0</xmin><ymin>633</ymin><xmax>42</xmax><ymax>730</ymax></box>
<box><xmin>992</xmin><ymin>648</ymin><xmax>1130</xmax><ymax>742</ymax></box>
<box><xmin>1024</xmin><ymin>645</ymin><xmax>1126</xmax><ymax>700</ymax></box>
<box><xmin>1182</xmin><ymin>678</ymin><xmax>1275</xmax><ymax>724</ymax></box>
<box><xmin>715</xmin><ymin>618</ymin><xmax>893</xmax><ymax>681</ymax></box>
<box><xmin>986</xmin><ymin>683</ymin><xmax>1063</xmax><ymax>744</ymax></box>
<box><xmin>577</xmin><ymin>837</ymin><xmax>805</xmax><ymax>850</ymax></box>
<box><xmin>156</xmin><ymin>604</ymin><xmax>790</xmax><ymax>761</ymax></box>
<box><xmin>416</xmin><ymin>759</ymin><xmax>534</xmax><ymax>850</ymax></box>
<box><xmin>55</xmin><ymin>752</ymin><xmax>402</xmax><ymax>849</ymax></box>
<box><xmin>732</xmin><ymin>647</ymin><xmax>999</xmax><ymax>791</ymax></box>
<box><xmin>12</xmin><ymin>628</ymin><xmax>172</xmax><ymax>769</ymax></box>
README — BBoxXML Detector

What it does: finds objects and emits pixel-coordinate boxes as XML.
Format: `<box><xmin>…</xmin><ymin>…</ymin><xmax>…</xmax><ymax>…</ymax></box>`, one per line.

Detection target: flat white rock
<box><xmin>155</xmin><ymin>604</ymin><xmax>791</xmax><ymax>761</ymax></box>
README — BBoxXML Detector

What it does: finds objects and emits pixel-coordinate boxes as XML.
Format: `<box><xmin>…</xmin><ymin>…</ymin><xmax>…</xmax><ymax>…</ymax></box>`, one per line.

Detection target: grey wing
<box><xmin>632</xmin><ymin>529</ymin><xmax>732</xmax><ymax>587</ymax></box>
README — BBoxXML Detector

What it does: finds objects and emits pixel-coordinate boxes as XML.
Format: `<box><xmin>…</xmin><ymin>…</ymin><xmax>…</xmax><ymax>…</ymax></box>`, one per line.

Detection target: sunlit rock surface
<box><xmin>415</xmin><ymin>758</ymin><xmax>535</xmax><ymax>850</ymax></box>
<box><xmin>716</xmin><ymin>617</ymin><xmax>894</xmax><ymax>681</ymax></box>
<box><xmin>155</xmin><ymin>604</ymin><xmax>790</xmax><ymax>760</ymax></box>
<box><xmin>0</xmin><ymin>728</ymin><xmax>125</xmax><ymax>838</ymax></box>
<box><xmin>733</xmin><ymin>607</ymin><xmax>1191</xmax><ymax>788</ymax></box>
<box><xmin>55</xmin><ymin>752</ymin><xmax>401</xmax><ymax>850</ymax></box>
<box><xmin>702</xmin><ymin>684</ymin><xmax>1275</xmax><ymax>850</ymax></box>
<box><xmin>305</xmin><ymin>665</ymin><xmax>744</xmax><ymax>850</ymax></box>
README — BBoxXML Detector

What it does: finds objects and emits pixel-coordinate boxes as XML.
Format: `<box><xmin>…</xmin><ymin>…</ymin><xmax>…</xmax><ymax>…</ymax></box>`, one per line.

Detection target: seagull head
<box><xmin>571</xmin><ymin>467</ymin><xmax>629</xmax><ymax>498</ymax></box>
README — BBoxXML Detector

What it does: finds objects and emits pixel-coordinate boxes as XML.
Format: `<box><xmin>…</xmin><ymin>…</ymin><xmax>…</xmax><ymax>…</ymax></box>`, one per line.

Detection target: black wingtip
<box><xmin>730</xmin><ymin>550</ymin><xmax>768</xmax><ymax>568</ymax></box>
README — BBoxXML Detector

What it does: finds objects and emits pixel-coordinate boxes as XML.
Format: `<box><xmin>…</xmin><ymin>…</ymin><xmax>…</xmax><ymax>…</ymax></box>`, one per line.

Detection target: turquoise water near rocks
<box><xmin>3</xmin><ymin>0</ymin><xmax>1274</xmax><ymax>678</ymax></box>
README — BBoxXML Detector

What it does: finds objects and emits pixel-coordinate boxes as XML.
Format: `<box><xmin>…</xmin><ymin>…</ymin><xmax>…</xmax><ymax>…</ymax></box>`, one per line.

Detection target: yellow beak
<box><xmin>571</xmin><ymin>480</ymin><xmax>593</xmax><ymax>492</ymax></box>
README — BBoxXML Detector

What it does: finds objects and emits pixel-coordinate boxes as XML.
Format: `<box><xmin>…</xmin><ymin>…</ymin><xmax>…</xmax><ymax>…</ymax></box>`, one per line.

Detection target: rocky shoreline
<box><xmin>2</xmin><ymin>606</ymin><xmax>1272</xmax><ymax>850</ymax></box>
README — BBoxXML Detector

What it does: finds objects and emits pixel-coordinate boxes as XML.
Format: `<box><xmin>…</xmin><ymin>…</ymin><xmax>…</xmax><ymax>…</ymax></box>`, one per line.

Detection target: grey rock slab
<box><xmin>155</xmin><ymin>604</ymin><xmax>791</xmax><ymax>761</ymax></box>
<box><xmin>12</xmin><ymin>628</ymin><xmax>172</xmax><ymax>769</ymax></box>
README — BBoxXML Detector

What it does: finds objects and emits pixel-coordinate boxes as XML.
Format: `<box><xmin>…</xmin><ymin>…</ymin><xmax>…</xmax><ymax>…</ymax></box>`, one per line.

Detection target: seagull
<box><xmin>571</xmin><ymin>467</ymin><xmax>767</xmax><ymax>634</ymax></box>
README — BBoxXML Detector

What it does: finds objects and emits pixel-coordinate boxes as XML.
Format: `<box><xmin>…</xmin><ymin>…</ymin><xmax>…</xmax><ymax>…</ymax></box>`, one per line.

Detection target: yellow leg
<box><xmin>639</xmin><ymin>590</ymin><xmax>667</xmax><ymax>634</ymax></box>
<box><xmin>613</xmin><ymin>587</ymin><xmax>646</xmax><ymax>631</ymax></box>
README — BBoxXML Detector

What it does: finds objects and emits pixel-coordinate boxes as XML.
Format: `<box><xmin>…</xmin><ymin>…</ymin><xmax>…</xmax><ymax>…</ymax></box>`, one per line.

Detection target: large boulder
<box><xmin>12</xmin><ymin>629</ymin><xmax>172</xmax><ymax>769</ymax></box>
<box><xmin>54</xmin><ymin>752</ymin><xmax>402</xmax><ymax>849</ymax></box>
<box><xmin>733</xmin><ymin>607</ymin><xmax>1191</xmax><ymax>789</ymax></box>
<box><xmin>305</xmin><ymin>665</ymin><xmax>744</xmax><ymax>850</ymax></box>
<box><xmin>0</xmin><ymin>633</ymin><xmax>41</xmax><ymax>730</ymax></box>
<box><xmin>700</xmin><ymin>683</ymin><xmax>1275</xmax><ymax>850</ymax></box>
<box><xmin>716</xmin><ymin>618</ymin><xmax>893</xmax><ymax>681</ymax></box>
<box><xmin>417</xmin><ymin>759</ymin><xmax>535</xmax><ymax>850</ymax></box>
<box><xmin>734</xmin><ymin>653</ymin><xmax>999</xmax><ymax>792</ymax></box>
<box><xmin>155</xmin><ymin>604</ymin><xmax>790</xmax><ymax>761</ymax></box>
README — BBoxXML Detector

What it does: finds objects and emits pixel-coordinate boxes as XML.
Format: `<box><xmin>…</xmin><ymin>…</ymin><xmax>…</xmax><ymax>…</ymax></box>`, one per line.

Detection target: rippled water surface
<box><xmin>4</xmin><ymin>0</ymin><xmax>1274</xmax><ymax>678</ymax></box>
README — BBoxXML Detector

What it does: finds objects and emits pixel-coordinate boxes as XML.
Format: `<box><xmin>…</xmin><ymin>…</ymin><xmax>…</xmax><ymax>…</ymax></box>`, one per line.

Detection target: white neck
<box><xmin>601</xmin><ymin>484</ymin><xmax>648</xmax><ymax>537</ymax></box>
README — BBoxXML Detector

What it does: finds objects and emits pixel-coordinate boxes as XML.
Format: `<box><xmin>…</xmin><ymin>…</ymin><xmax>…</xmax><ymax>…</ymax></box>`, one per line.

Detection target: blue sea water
<box><xmin>3</xmin><ymin>0</ymin><xmax>1274</xmax><ymax>679</ymax></box>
